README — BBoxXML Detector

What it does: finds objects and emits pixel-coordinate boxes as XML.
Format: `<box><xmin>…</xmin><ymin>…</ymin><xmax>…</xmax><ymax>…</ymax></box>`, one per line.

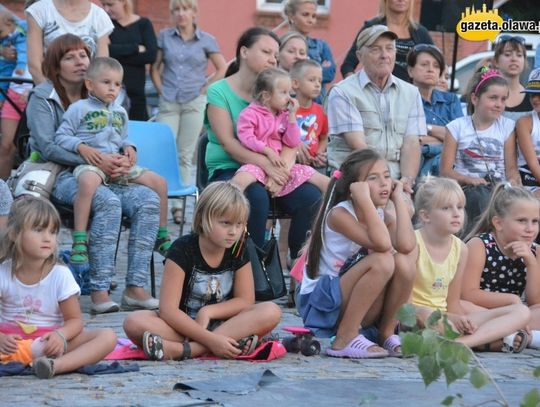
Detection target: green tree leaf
<box><xmin>534</xmin><ymin>367</ymin><xmax>540</xmax><ymax>378</ymax></box>
<box><xmin>419</xmin><ymin>355</ymin><xmax>441</xmax><ymax>386</ymax></box>
<box><xmin>443</xmin><ymin>360</ymin><xmax>469</xmax><ymax>386</ymax></box>
<box><xmin>441</xmin><ymin>395</ymin><xmax>455</xmax><ymax>406</ymax></box>
<box><xmin>419</xmin><ymin>329</ymin><xmax>439</xmax><ymax>357</ymax></box>
<box><xmin>397</xmin><ymin>304</ymin><xmax>417</xmax><ymax>328</ymax></box>
<box><xmin>442</xmin><ymin>316</ymin><xmax>461</xmax><ymax>340</ymax></box>
<box><xmin>401</xmin><ymin>332</ymin><xmax>423</xmax><ymax>356</ymax></box>
<box><xmin>469</xmin><ymin>366</ymin><xmax>490</xmax><ymax>389</ymax></box>
<box><xmin>426</xmin><ymin>309</ymin><xmax>442</xmax><ymax>329</ymax></box>
<box><xmin>520</xmin><ymin>389</ymin><xmax>540</xmax><ymax>407</ymax></box>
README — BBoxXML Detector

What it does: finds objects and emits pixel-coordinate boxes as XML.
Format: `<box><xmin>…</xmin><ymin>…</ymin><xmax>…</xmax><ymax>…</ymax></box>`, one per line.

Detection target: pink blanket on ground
<box><xmin>105</xmin><ymin>339</ymin><xmax>287</xmax><ymax>362</ymax></box>
<box><xmin>105</xmin><ymin>338</ymin><xmax>147</xmax><ymax>360</ymax></box>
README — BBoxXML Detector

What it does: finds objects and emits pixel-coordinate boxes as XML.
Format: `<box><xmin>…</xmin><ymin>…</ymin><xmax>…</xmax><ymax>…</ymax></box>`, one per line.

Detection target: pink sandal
<box><xmin>382</xmin><ymin>334</ymin><xmax>402</xmax><ymax>357</ymax></box>
<box><xmin>326</xmin><ymin>334</ymin><xmax>389</xmax><ymax>359</ymax></box>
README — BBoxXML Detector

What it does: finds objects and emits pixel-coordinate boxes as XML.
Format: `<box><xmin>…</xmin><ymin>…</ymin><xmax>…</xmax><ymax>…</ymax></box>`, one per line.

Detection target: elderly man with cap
<box><xmin>326</xmin><ymin>25</ymin><xmax>425</xmax><ymax>192</ymax></box>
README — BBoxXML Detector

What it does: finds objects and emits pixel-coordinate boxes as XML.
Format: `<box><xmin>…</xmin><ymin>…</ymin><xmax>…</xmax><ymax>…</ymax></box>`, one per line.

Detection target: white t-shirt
<box><xmin>446</xmin><ymin>115</ymin><xmax>515</xmax><ymax>180</ymax></box>
<box><xmin>26</xmin><ymin>0</ymin><xmax>113</xmax><ymax>56</ymax></box>
<box><xmin>518</xmin><ymin>111</ymin><xmax>540</xmax><ymax>167</ymax></box>
<box><xmin>0</xmin><ymin>261</ymin><xmax>80</xmax><ymax>327</ymax></box>
<box><xmin>300</xmin><ymin>201</ymin><xmax>383</xmax><ymax>295</ymax></box>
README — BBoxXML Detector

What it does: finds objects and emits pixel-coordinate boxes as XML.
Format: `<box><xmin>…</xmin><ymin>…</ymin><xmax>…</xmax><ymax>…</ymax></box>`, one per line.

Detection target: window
<box><xmin>256</xmin><ymin>0</ymin><xmax>331</xmax><ymax>14</ymax></box>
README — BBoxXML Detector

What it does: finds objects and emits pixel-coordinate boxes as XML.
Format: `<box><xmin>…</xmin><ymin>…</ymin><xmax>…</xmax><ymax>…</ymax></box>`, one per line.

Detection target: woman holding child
<box><xmin>25</xmin><ymin>34</ymin><xmax>160</xmax><ymax>315</ymax></box>
<box><xmin>205</xmin><ymin>27</ymin><xmax>322</xmax><ymax>264</ymax></box>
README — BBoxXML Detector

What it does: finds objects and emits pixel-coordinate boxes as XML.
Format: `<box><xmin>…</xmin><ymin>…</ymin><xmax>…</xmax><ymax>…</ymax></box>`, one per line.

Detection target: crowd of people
<box><xmin>0</xmin><ymin>0</ymin><xmax>539</xmax><ymax>380</ymax></box>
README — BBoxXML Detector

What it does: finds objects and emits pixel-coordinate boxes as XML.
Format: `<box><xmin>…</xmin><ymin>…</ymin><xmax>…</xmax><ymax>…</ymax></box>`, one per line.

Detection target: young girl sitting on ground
<box><xmin>297</xmin><ymin>149</ymin><xmax>416</xmax><ymax>359</ymax></box>
<box><xmin>0</xmin><ymin>197</ymin><xmax>116</xmax><ymax>379</ymax></box>
<box><xmin>123</xmin><ymin>182</ymin><xmax>282</xmax><ymax>360</ymax></box>
<box><xmin>440</xmin><ymin>67</ymin><xmax>520</xmax><ymax>234</ymax></box>
<box><xmin>231</xmin><ymin>67</ymin><xmax>328</xmax><ymax>197</ymax></box>
<box><xmin>412</xmin><ymin>177</ymin><xmax>531</xmax><ymax>352</ymax></box>
<box><xmin>462</xmin><ymin>183</ymin><xmax>540</xmax><ymax>350</ymax></box>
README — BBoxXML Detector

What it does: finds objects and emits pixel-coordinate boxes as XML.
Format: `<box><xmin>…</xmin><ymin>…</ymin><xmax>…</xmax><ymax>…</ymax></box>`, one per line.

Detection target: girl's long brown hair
<box><xmin>306</xmin><ymin>149</ymin><xmax>383</xmax><ymax>279</ymax></box>
<box><xmin>42</xmin><ymin>34</ymin><xmax>90</xmax><ymax>110</ymax></box>
<box><xmin>0</xmin><ymin>197</ymin><xmax>61</xmax><ymax>277</ymax></box>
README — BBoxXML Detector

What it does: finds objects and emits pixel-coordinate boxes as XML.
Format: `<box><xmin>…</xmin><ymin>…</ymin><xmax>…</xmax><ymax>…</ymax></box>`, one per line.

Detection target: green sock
<box><xmin>73</xmin><ymin>230</ymin><xmax>87</xmax><ymax>243</ymax></box>
<box><xmin>157</xmin><ymin>226</ymin><xmax>168</xmax><ymax>239</ymax></box>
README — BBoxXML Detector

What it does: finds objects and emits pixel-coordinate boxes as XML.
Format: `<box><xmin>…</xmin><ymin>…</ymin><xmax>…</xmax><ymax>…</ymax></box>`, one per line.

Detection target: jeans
<box><xmin>419</xmin><ymin>143</ymin><xmax>443</xmax><ymax>176</ymax></box>
<box><xmin>210</xmin><ymin>169</ymin><xmax>322</xmax><ymax>258</ymax></box>
<box><xmin>53</xmin><ymin>171</ymin><xmax>160</xmax><ymax>292</ymax></box>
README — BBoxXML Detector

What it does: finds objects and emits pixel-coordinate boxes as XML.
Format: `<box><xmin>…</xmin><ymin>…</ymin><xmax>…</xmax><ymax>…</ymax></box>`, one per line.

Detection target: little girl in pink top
<box><xmin>232</xmin><ymin>67</ymin><xmax>328</xmax><ymax>196</ymax></box>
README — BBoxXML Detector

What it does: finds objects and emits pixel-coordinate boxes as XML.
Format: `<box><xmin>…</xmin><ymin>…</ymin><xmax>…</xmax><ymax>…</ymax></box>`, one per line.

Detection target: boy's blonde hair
<box><xmin>170</xmin><ymin>0</ymin><xmax>197</xmax><ymax>12</ymax></box>
<box><xmin>290</xmin><ymin>58</ymin><xmax>321</xmax><ymax>80</ymax></box>
<box><xmin>0</xmin><ymin>197</ymin><xmax>61</xmax><ymax>277</ymax></box>
<box><xmin>86</xmin><ymin>56</ymin><xmax>123</xmax><ymax>80</ymax></box>
<box><xmin>414</xmin><ymin>176</ymin><xmax>465</xmax><ymax>217</ymax></box>
<box><xmin>192</xmin><ymin>182</ymin><xmax>249</xmax><ymax>236</ymax></box>
<box><xmin>283</xmin><ymin>0</ymin><xmax>318</xmax><ymax>24</ymax></box>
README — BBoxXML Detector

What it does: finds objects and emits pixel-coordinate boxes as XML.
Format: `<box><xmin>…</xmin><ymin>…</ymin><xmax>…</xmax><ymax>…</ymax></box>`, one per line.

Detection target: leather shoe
<box><xmin>90</xmin><ymin>300</ymin><xmax>120</xmax><ymax>314</ymax></box>
<box><xmin>121</xmin><ymin>293</ymin><xmax>159</xmax><ymax>310</ymax></box>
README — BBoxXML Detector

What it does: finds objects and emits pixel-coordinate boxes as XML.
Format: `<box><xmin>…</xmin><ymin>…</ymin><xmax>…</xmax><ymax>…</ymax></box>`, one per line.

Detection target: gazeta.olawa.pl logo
<box><xmin>457</xmin><ymin>3</ymin><xmax>540</xmax><ymax>42</ymax></box>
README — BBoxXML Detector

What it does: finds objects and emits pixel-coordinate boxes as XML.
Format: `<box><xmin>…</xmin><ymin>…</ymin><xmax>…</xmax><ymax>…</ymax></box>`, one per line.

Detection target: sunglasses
<box><xmin>496</xmin><ymin>35</ymin><xmax>526</xmax><ymax>45</ymax></box>
<box><xmin>412</xmin><ymin>44</ymin><xmax>441</xmax><ymax>53</ymax></box>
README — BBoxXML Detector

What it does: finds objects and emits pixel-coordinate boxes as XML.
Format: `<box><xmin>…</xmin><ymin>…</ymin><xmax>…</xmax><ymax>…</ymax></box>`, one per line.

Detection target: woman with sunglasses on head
<box><xmin>407</xmin><ymin>44</ymin><xmax>463</xmax><ymax>176</ymax></box>
<box><xmin>493</xmin><ymin>35</ymin><xmax>532</xmax><ymax>121</ymax></box>
<box><xmin>340</xmin><ymin>0</ymin><xmax>433</xmax><ymax>82</ymax></box>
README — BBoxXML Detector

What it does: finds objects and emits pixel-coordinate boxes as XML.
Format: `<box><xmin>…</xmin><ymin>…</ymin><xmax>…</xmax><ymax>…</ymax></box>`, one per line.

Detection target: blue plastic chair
<box><xmin>127</xmin><ymin>120</ymin><xmax>198</xmax><ymax>235</ymax></box>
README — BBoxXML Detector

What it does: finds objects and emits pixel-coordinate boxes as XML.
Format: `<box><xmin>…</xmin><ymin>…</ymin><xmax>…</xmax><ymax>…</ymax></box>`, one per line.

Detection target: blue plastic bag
<box><xmin>59</xmin><ymin>249</ymin><xmax>90</xmax><ymax>295</ymax></box>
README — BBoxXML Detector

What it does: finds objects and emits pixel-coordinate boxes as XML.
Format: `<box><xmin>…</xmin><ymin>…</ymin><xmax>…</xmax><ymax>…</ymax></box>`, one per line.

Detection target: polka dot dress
<box><xmin>478</xmin><ymin>233</ymin><xmax>535</xmax><ymax>296</ymax></box>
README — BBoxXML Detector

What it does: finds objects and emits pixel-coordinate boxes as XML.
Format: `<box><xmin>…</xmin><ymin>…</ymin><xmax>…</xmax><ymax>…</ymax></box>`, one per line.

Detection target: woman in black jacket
<box><xmin>102</xmin><ymin>0</ymin><xmax>157</xmax><ymax>120</ymax></box>
<box><xmin>340</xmin><ymin>0</ymin><xmax>433</xmax><ymax>82</ymax></box>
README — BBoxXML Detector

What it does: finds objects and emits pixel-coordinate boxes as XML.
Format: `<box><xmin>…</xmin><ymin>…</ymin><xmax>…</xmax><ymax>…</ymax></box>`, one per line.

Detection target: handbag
<box><xmin>244</xmin><ymin>222</ymin><xmax>286</xmax><ymax>301</ymax></box>
<box><xmin>7</xmin><ymin>159</ymin><xmax>63</xmax><ymax>200</ymax></box>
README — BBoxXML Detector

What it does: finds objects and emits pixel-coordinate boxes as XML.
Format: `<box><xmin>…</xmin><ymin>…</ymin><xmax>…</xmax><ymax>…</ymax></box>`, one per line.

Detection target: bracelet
<box><xmin>54</xmin><ymin>329</ymin><xmax>68</xmax><ymax>353</ymax></box>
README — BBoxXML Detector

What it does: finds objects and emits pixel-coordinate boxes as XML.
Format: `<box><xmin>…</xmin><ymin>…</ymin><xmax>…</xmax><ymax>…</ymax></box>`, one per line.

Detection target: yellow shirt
<box><xmin>412</xmin><ymin>230</ymin><xmax>461</xmax><ymax>312</ymax></box>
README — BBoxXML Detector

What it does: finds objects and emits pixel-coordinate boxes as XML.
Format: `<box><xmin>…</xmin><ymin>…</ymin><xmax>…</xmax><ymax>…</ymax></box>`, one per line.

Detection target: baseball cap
<box><xmin>356</xmin><ymin>25</ymin><xmax>398</xmax><ymax>51</ymax></box>
<box><xmin>522</xmin><ymin>68</ymin><xmax>540</xmax><ymax>94</ymax></box>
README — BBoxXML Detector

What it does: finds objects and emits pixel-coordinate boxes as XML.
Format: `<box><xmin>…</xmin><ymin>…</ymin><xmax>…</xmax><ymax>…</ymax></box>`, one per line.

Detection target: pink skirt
<box><xmin>237</xmin><ymin>163</ymin><xmax>315</xmax><ymax>196</ymax></box>
<box><xmin>0</xmin><ymin>322</ymin><xmax>58</xmax><ymax>340</ymax></box>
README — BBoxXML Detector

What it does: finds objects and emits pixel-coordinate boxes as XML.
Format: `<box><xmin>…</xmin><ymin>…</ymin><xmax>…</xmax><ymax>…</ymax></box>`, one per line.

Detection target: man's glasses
<box><xmin>496</xmin><ymin>35</ymin><xmax>526</xmax><ymax>45</ymax></box>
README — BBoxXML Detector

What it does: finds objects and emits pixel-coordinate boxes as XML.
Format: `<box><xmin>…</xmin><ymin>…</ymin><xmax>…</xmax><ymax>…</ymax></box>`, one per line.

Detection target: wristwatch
<box><xmin>427</xmin><ymin>124</ymin><xmax>433</xmax><ymax>135</ymax></box>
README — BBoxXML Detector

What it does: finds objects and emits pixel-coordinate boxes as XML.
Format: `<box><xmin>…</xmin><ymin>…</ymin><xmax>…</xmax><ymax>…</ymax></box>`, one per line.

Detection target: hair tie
<box><xmin>503</xmin><ymin>181</ymin><xmax>512</xmax><ymax>190</ymax></box>
<box><xmin>474</xmin><ymin>67</ymin><xmax>503</xmax><ymax>95</ymax></box>
<box><xmin>332</xmin><ymin>170</ymin><xmax>342</xmax><ymax>179</ymax></box>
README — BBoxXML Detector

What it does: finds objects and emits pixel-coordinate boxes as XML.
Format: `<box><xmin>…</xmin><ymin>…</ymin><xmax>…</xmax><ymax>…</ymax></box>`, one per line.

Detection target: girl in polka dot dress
<box><xmin>463</xmin><ymin>183</ymin><xmax>540</xmax><ymax>350</ymax></box>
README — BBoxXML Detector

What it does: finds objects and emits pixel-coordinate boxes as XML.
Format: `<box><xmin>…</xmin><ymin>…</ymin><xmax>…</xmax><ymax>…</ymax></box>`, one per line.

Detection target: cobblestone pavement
<box><xmin>2</xmin><ymin>199</ymin><xmax>540</xmax><ymax>406</ymax></box>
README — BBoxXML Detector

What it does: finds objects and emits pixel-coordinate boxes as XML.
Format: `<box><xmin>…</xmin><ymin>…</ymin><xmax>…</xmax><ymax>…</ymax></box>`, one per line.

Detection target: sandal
<box><xmin>502</xmin><ymin>330</ymin><xmax>529</xmax><ymax>353</ymax></box>
<box><xmin>382</xmin><ymin>334</ymin><xmax>402</xmax><ymax>357</ymax></box>
<box><xmin>326</xmin><ymin>334</ymin><xmax>388</xmax><ymax>359</ymax></box>
<box><xmin>142</xmin><ymin>331</ymin><xmax>165</xmax><ymax>361</ymax></box>
<box><xmin>154</xmin><ymin>235</ymin><xmax>171</xmax><ymax>257</ymax></box>
<box><xmin>236</xmin><ymin>335</ymin><xmax>259</xmax><ymax>356</ymax></box>
<box><xmin>70</xmin><ymin>242</ymin><xmax>89</xmax><ymax>264</ymax></box>
<box><xmin>33</xmin><ymin>357</ymin><xmax>55</xmax><ymax>379</ymax></box>
<box><xmin>171</xmin><ymin>207</ymin><xmax>184</xmax><ymax>225</ymax></box>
